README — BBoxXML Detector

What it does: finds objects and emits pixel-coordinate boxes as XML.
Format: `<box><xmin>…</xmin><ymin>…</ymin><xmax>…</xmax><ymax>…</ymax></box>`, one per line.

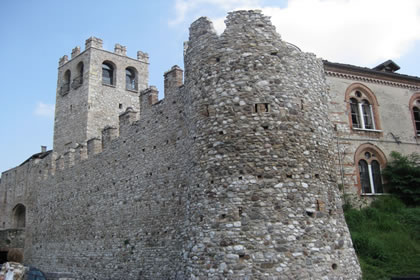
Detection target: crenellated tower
<box><xmin>53</xmin><ymin>37</ymin><xmax>149</xmax><ymax>154</ymax></box>
<box><xmin>182</xmin><ymin>11</ymin><xmax>362</xmax><ymax>279</ymax></box>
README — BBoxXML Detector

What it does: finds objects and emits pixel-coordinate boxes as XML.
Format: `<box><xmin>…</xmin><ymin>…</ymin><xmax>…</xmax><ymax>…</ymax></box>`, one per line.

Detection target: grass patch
<box><xmin>344</xmin><ymin>196</ymin><xmax>420</xmax><ymax>280</ymax></box>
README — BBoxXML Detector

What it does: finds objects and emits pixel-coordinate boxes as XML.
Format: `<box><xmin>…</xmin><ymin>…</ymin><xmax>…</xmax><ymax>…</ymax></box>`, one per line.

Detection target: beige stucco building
<box><xmin>325</xmin><ymin>60</ymin><xmax>420</xmax><ymax>206</ymax></box>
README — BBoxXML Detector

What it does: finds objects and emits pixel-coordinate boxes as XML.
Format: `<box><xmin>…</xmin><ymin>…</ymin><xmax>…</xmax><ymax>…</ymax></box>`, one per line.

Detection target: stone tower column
<box><xmin>182</xmin><ymin>10</ymin><xmax>362</xmax><ymax>279</ymax></box>
<box><xmin>53</xmin><ymin>38</ymin><xmax>149</xmax><ymax>155</ymax></box>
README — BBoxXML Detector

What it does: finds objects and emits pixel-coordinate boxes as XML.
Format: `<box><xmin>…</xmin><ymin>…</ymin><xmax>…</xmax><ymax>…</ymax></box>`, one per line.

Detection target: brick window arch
<box><xmin>409</xmin><ymin>93</ymin><xmax>420</xmax><ymax>137</ymax></box>
<box><xmin>354</xmin><ymin>144</ymin><xmax>386</xmax><ymax>195</ymax></box>
<box><xmin>345</xmin><ymin>83</ymin><xmax>381</xmax><ymax>131</ymax></box>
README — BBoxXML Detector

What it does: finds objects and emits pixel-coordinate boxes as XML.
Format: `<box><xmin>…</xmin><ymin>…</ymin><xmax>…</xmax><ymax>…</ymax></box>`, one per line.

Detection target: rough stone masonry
<box><xmin>0</xmin><ymin>10</ymin><xmax>362</xmax><ymax>279</ymax></box>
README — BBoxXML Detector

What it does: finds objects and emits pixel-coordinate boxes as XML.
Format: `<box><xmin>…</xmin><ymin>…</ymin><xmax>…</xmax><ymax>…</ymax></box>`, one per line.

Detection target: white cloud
<box><xmin>262</xmin><ymin>0</ymin><xmax>420</xmax><ymax>65</ymax></box>
<box><xmin>171</xmin><ymin>0</ymin><xmax>420</xmax><ymax>66</ymax></box>
<box><xmin>34</xmin><ymin>102</ymin><xmax>55</xmax><ymax>118</ymax></box>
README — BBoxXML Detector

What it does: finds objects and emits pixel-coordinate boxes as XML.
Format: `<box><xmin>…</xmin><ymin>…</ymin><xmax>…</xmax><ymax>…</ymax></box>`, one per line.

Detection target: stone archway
<box><xmin>13</xmin><ymin>204</ymin><xmax>26</xmax><ymax>228</ymax></box>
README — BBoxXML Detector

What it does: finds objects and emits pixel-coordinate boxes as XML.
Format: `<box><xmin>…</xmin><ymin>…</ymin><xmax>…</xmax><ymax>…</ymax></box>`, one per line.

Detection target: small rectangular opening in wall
<box><xmin>0</xmin><ymin>251</ymin><xmax>8</xmax><ymax>264</ymax></box>
<box><xmin>119</xmin><ymin>103</ymin><xmax>123</xmax><ymax>109</ymax></box>
<box><xmin>201</xmin><ymin>104</ymin><xmax>210</xmax><ymax>117</ymax></box>
<box><xmin>255</xmin><ymin>103</ymin><xmax>270</xmax><ymax>113</ymax></box>
<box><xmin>316</xmin><ymin>199</ymin><xmax>325</xmax><ymax>212</ymax></box>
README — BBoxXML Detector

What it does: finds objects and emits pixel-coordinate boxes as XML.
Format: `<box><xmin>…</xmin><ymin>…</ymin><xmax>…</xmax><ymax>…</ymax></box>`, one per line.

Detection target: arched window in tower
<box><xmin>61</xmin><ymin>70</ymin><xmax>71</xmax><ymax>95</ymax></box>
<box><xmin>355</xmin><ymin>144</ymin><xmax>386</xmax><ymax>194</ymax></box>
<box><xmin>72</xmin><ymin>62</ymin><xmax>84</xmax><ymax>89</ymax></box>
<box><xmin>410</xmin><ymin>96</ymin><xmax>420</xmax><ymax>137</ymax></box>
<box><xmin>125</xmin><ymin>67</ymin><xmax>137</xmax><ymax>90</ymax></box>
<box><xmin>13</xmin><ymin>204</ymin><xmax>26</xmax><ymax>228</ymax></box>
<box><xmin>102</xmin><ymin>62</ymin><xmax>114</xmax><ymax>85</ymax></box>
<box><xmin>345</xmin><ymin>84</ymin><xmax>380</xmax><ymax>131</ymax></box>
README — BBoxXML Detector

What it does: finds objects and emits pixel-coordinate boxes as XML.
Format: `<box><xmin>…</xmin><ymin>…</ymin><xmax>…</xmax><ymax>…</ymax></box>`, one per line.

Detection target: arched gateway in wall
<box><xmin>13</xmin><ymin>203</ymin><xmax>26</xmax><ymax>228</ymax></box>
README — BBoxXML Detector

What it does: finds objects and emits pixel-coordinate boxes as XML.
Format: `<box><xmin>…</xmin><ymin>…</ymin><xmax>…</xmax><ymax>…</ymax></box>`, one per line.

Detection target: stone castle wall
<box><xmin>24</xmin><ymin>83</ymin><xmax>191</xmax><ymax>279</ymax></box>
<box><xmin>181</xmin><ymin>11</ymin><xmax>360</xmax><ymax>279</ymax></box>
<box><xmin>0</xmin><ymin>10</ymin><xmax>362</xmax><ymax>279</ymax></box>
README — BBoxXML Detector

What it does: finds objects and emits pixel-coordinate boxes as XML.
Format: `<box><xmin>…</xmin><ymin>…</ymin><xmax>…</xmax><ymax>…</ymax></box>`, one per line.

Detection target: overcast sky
<box><xmin>0</xmin><ymin>0</ymin><xmax>419</xmax><ymax>173</ymax></box>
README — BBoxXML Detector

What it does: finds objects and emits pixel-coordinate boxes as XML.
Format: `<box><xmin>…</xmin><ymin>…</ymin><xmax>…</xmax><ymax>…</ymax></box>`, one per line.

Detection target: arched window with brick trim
<box><xmin>409</xmin><ymin>93</ymin><xmax>420</xmax><ymax>137</ymax></box>
<box><xmin>355</xmin><ymin>144</ymin><xmax>386</xmax><ymax>194</ymax></box>
<box><xmin>345</xmin><ymin>83</ymin><xmax>381</xmax><ymax>131</ymax></box>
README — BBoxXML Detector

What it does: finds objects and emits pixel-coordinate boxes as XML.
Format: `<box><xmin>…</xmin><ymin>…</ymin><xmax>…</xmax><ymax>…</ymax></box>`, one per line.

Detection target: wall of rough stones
<box><xmin>180</xmin><ymin>10</ymin><xmax>361</xmax><ymax>279</ymax></box>
<box><xmin>53</xmin><ymin>37</ymin><xmax>149</xmax><ymax>155</ymax></box>
<box><xmin>0</xmin><ymin>10</ymin><xmax>362</xmax><ymax>279</ymax></box>
<box><xmin>24</xmin><ymin>82</ymin><xmax>192</xmax><ymax>279</ymax></box>
<box><xmin>0</xmin><ymin>229</ymin><xmax>25</xmax><ymax>249</ymax></box>
<box><xmin>0</xmin><ymin>151</ymin><xmax>50</xmax><ymax>230</ymax></box>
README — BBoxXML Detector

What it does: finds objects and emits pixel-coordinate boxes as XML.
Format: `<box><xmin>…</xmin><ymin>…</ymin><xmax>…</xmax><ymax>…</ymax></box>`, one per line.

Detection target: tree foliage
<box><xmin>381</xmin><ymin>151</ymin><xmax>420</xmax><ymax>206</ymax></box>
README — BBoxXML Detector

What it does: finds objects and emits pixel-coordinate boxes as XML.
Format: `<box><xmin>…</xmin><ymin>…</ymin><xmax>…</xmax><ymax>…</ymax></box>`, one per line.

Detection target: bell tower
<box><xmin>53</xmin><ymin>37</ymin><xmax>149</xmax><ymax>154</ymax></box>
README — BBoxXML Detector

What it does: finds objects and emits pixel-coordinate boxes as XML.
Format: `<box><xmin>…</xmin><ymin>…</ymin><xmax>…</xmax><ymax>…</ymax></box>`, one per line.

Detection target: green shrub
<box><xmin>344</xmin><ymin>208</ymin><xmax>364</xmax><ymax>229</ymax></box>
<box><xmin>344</xmin><ymin>196</ymin><xmax>420</xmax><ymax>279</ymax></box>
<box><xmin>382</xmin><ymin>152</ymin><xmax>420</xmax><ymax>206</ymax></box>
<box><xmin>400</xmin><ymin>207</ymin><xmax>420</xmax><ymax>240</ymax></box>
<box><xmin>370</xmin><ymin>195</ymin><xmax>405</xmax><ymax>213</ymax></box>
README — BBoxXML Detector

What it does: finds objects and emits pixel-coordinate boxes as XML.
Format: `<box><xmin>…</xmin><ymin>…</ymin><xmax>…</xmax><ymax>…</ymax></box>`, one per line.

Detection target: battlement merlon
<box><xmin>87</xmin><ymin>137</ymin><xmax>102</xmax><ymax>156</ymax></box>
<box><xmin>140</xmin><ymin>86</ymin><xmax>159</xmax><ymax>115</ymax></box>
<box><xmin>119</xmin><ymin>107</ymin><xmax>138</xmax><ymax>135</ymax></box>
<box><xmin>224</xmin><ymin>10</ymin><xmax>275</xmax><ymax>32</ymax></box>
<box><xmin>58</xmin><ymin>55</ymin><xmax>68</xmax><ymax>67</ymax></box>
<box><xmin>137</xmin><ymin>51</ymin><xmax>149</xmax><ymax>64</ymax></box>
<box><xmin>74</xmin><ymin>143</ymin><xmax>87</xmax><ymax>163</ymax></box>
<box><xmin>102</xmin><ymin>126</ymin><xmax>119</xmax><ymax>150</ymax></box>
<box><xmin>186</xmin><ymin>10</ymin><xmax>281</xmax><ymax>55</ymax></box>
<box><xmin>187</xmin><ymin>17</ymin><xmax>218</xmax><ymax>50</ymax></box>
<box><xmin>71</xmin><ymin>46</ymin><xmax>81</xmax><ymax>58</ymax></box>
<box><xmin>85</xmin><ymin>36</ymin><xmax>103</xmax><ymax>49</ymax></box>
<box><xmin>58</xmin><ymin>37</ymin><xmax>149</xmax><ymax>67</ymax></box>
<box><xmin>114</xmin><ymin>43</ymin><xmax>127</xmax><ymax>56</ymax></box>
<box><xmin>164</xmin><ymin>65</ymin><xmax>183</xmax><ymax>96</ymax></box>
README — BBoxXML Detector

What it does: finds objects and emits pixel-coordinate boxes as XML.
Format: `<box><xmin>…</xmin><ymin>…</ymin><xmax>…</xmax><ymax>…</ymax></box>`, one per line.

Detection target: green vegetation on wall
<box><xmin>345</xmin><ymin>196</ymin><xmax>420</xmax><ymax>279</ymax></box>
<box><xmin>344</xmin><ymin>152</ymin><xmax>420</xmax><ymax>279</ymax></box>
<box><xmin>381</xmin><ymin>151</ymin><xmax>420</xmax><ymax>205</ymax></box>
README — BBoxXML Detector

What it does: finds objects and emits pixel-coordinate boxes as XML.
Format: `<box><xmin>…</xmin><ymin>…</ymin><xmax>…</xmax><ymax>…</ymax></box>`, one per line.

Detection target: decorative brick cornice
<box><xmin>325</xmin><ymin>70</ymin><xmax>420</xmax><ymax>90</ymax></box>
